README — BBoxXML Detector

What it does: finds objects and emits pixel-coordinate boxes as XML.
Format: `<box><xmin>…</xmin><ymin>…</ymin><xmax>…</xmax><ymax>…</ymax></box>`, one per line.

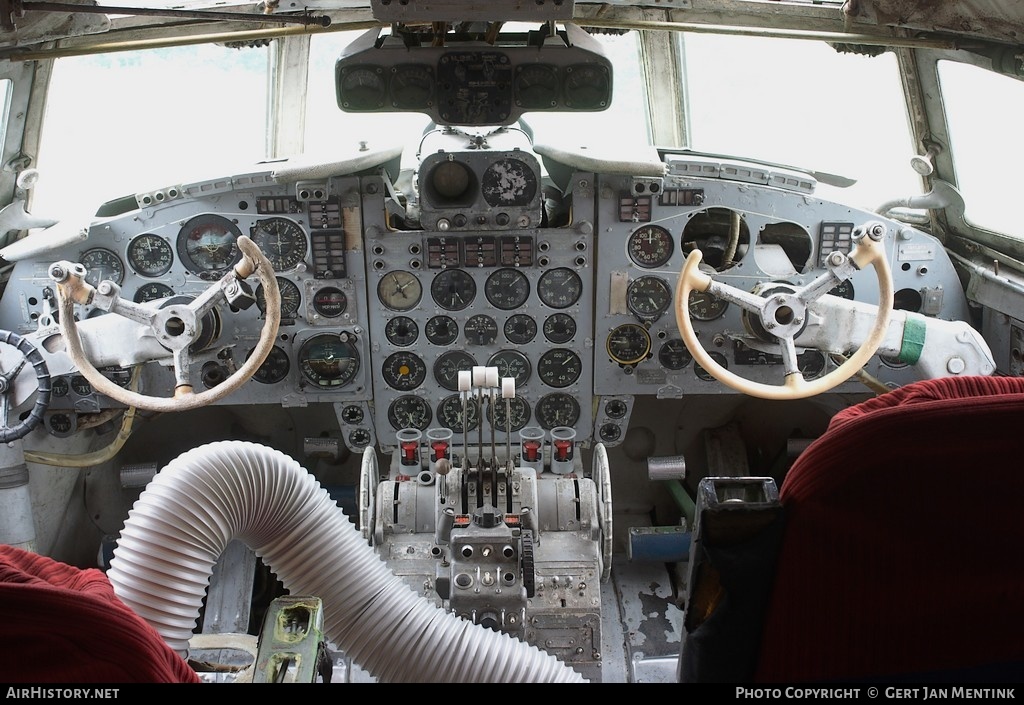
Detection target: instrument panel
<box><xmin>0</xmin><ymin>145</ymin><xmax>972</xmax><ymax>454</ymax></box>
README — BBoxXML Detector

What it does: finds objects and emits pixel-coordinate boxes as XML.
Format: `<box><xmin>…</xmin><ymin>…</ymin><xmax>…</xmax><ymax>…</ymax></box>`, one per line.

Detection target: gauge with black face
<box><xmin>382</xmin><ymin>351</ymin><xmax>427</xmax><ymax>391</ymax></box>
<box><xmin>434</xmin><ymin>350</ymin><xmax>477</xmax><ymax>392</ymax></box>
<box><xmin>133</xmin><ymin>282</ymin><xmax>175</xmax><ymax>304</ymax></box>
<box><xmin>378</xmin><ymin>271</ymin><xmax>422</xmax><ymax>312</ymax></box>
<box><xmin>425</xmin><ymin>315</ymin><xmax>459</xmax><ymax>345</ymax></box>
<box><xmin>688</xmin><ymin>290</ymin><xmax>729</xmax><ymax>321</ymax></box>
<box><xmin>605</xmin><ymin>399</ymin><xmax>628</xmax><ymax>419</ymax></box>
<box><xmin>51</xmin><ymin>377</ymin><xmax>69</xmax><ymax>398</ymax></box>
<box><xmin>298</xmin><ymin>333</ymin><xmax>360</xmax><ymax>389</ymax></box>
<box><xmin>348</xmin><ymin>428</ymin><xmax>372</xmax><ymax>448</ymax></box>
<box><xmin>599</xmin><ymin>424</ymin><xmax>622</xmax><ymax>443</ymax></box>
<box><xmin>464</xmin><ymin>314</ymin><xmax>498</xmax><ymax>346</ymax></box>
<box><xmin>339</xmin><ymin>64</ymin><xmax>386</xmax><ymax>110</ymax></box>
<box><xmin>388</xmin><ymin>395</ymin><xmax>432</xmax><ymax>431</ymax></box>
<box><xmin>70</xmin><ymin>375</ymin><xmax>92</xmax><ymax>396</ymax></box>
<box><xmin>627</xmin><ymin>224</ymin><xmax>674</xmax><ymax>269</ymax></box>
<box><xmin>515</xmin><ymin>63</ymin><xmax>559</xmax><ymax>109</ymax></box>
<box><xmin>563</xmin><ymin>63</ymin><xmax>610</xmax><ymax>109</ymax></box>
<box><xmin>256</xmin><ymin>277</ymin><xmax>302</xmax><ymax>320</ymax></box>
<box><xmin>313</xmin><ymin>286</ymin><xmax>347</xmax><ymax>318</ymax></box>
<box><xmin>250</xmin><ymin>217</ymin><xmax>308</xmax><ymax>271</ymax></box>
<box><xmin>543</xmin><ymin>313</ymin><xmax>576</xmax><ymax>344</ymax></box>
<box><xmin>177</xmin><ymin>214</ymin><xmax>243</xmax><ymax>276</ymax></box>
<box><xmin>829</xmin><ymin>280</ymin><xmax>855</xmax><ymax>300</ymax></box>
<box><xmin>694</xmin><ymin>351</ymin><xmax>729</xmax><ymax>382</ymax></box>
<box><xmin>538</xmin><ymin>348</ymin><xmax>582</xmax><ymax>388</ymax></box>
<box><xmin>536</xmin><ymin>393</ymin><xmax>581</xmax><ymax>429</ymax></box>
<box><xmin>627</xmin><ymin>276</ymin><xmax>672</xmax><ymax>320</ymax></box>
<box><xmin>485</xmin><ymin>268</ymin><xmax>530</xmax><ymax>310</ymax></box>
<box><xmin>127</xmin><ymin>234</ymin><xmax>173</xmax><ymax>277</ymax></box>
<box><xmin>247</xmin><ymin>345</ymin><xmax>290</xmax><ymax>384</ymax></box>
<box><xmin>437</xmin><ymin>394</ymin><xmax>479</xmax><ymax>433</ymax></box>
<box><xmin>390</xmin><ymin>64</ymin><xmax>434</xmax><ymax>109</ymax></box>
<box><xmin>799</xmin><ymin>350</ymin><xmax>827</xmax><ymax>378</ymax></box>
<box><xmin>537</xmin><ymin>268</ymin><xmax>583</xmax><ymax>309</ymax></box>
<box><xmin>504</xmin><ymin>314</ymin><xmax>537</xmax><ymax>345</ymax></box>
<box><xmin>340</xmin><ymin>404</ymin><xmax>364</xmax><ymax>424</ymax></box>
<box><xmin>431</xmin><ymin>269</ymin><xmax>476</xmax><ymax>311</ymax></box>
<box><xmin>81</xmin><ymin>248</ymin><xmax>124</xmax><ymax>288</ymax></box>
<box><xmin>607</xmin><ymin>323</ymin><xmax>652</xmax><ymax>366</ymax></box>
<box><xmin>492</xmin><ymin>396</ymin><xmax>530</xmax><ymax>433</ymax></box>
<box><xmin>659</xmin><ymin>339</ymin><xmax>693</xmax><ymax>370</ymax></box>
<box><xmin>488</xmin><ymin>349</ymin><xmax>531</xmax><ymax>388</ymax></box>
<box><xmin>385</xmin><ymin>316</ymin><xmax>419</xmax><ymax>347</ymax></box>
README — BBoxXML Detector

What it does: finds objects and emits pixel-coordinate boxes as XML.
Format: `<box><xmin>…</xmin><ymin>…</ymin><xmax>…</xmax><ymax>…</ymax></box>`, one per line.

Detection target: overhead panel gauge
<box><xmin>250</xmin><ymin>217</ymin><xmax>308</xmax><ymax>271</ymax></box>
<box><xmin>338</xmin><ymin>65</ymin><xmax>386</xmax><ymax>110</ymax></box>
<box><xmin>390</xmin><ymin>64</ymin><xmax>434</xmax><ymax>110</ymax></box>
<box><xmin>627</xmin><ymin>224</ymin><xmax>674</xmax><ymax>269</ymax></box>
<box><xmin>514</xmin><ymin>63</ymin><xmax>559</xmax><ymax>109</ymax></box>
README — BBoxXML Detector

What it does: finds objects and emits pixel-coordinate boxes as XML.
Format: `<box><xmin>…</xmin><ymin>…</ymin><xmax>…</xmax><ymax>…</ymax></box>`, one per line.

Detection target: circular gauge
<box><xmin>481</xmin><ymin>158</ymin><xmax>539</xmax><ymax>208</ymax></box>
<box><xmin>434</xmin><ymin>350</ymin><xmax>477</xmax><ymax>392</ymax></box>
<box><xmin>431</xmin><ymin>269</ymin><xmax>476</xmax><ymax>311</ymax></box>
<box><xmin>127</xmin><ymin>234</ymin><xmax>173</xmax><ymax>277</ymax></box>
<box><xmin>605</xmin><ymin>399</ymin><xmax>627</xmax><ymax>419</ymax></box>
<box><xmin>385</xmin><ymin>316</ymin><xmax>419</xmax><ymax>347</ymax></box>
<box><xmin>388</xmin><ymin>395</ymin><xmax>432</xmax><ymax>431</ymax></box>
<box><xmin>627</xmin><ymin>225</ymin><xmax>674</xmax><ymax>269</ymax></box>
<box><xmin>340</xmin><ymin>404</ymin><xmax>364</xmax><ymax>424</ymax></box>
<box><xmin>515</xmin><ymin>63</ymin><xmax>559</xmax><ymax>109</ymax></box>
<box><xmin>488</xmin><ymin>349</ymin><xmax>531</xmax><ymax>388</ymax></box>
<box><xmin>829</xmin><ymin>280</ymin><xmax>855</xmax><ymax>300</ymax></box>
<box><xmin>312</xmin><ymin>286</ymin><xmax>347</xmax><ymax>318</ymax></box>
<box><xmin>381</xmin><ymin>351</ymin><xmax>427</xmax><ymax>391</ymax></box>
<box><xmin>177</xmin><ymin>214</ymin><xmax>243</xmax><ymax>276</ymax></box>
<box><xmin>437</xmin><ymin>395</ymin><xmax>479</xmax><ymax>433</ymax></box>
<box><xmin>339</xmin><ymin>64</ymin><xmax>386</xmax><ymax>110</ymax></box>
<box><xmin>538</xmin><ymin>348</ymin><xmax>583</xmax><ymax>388</ymax></box>
<box><xmin>133</xmin><ymin>282</ymin><xmax>175</xmax><ymax>304</ymax></box>
<box><xmin>799</xmin><ymin>350</ymin><xmax>827</xmax><ymax>378</ymax></box>
<box><xmin>536</xmin><ymin>393</ymin><xmax>581</xmax><ymax>429</ymax></box>
<box><xmin>378</xmin><ymin>271</ymin><xmax>423</xmax><ymax>312</ymax></box>
<box><xmin>298</xmin><ymin>333</ymin><xmax>360</xmax><ymax>389</ymax></box>
<box><xmin>599</xmin><ymin>423</ymin><xmax>622</xmax><ymax>443</ymax></box>
<box><xmin>485</xmin><ymin>268</ymin><xmax>530</xmax><ymax>310</ymax></box>
<box><xmin>543</xmin><ymin>313</ymin><xmax>576</xmax><ymax>344</ymax></box>
<box><xmin>51</xmin><ymin>376</ymin><xmax>69</xmax><ymax>398</ymax></box>
<box><xmin>47</xmin><ymin>412</ymin><xmax>75</xmax><ymax>437</ymax></box>
<box><xmin>250</xmin><ymin>217</ymin><xmax>308</xmax><ymax>271</ymax></box>
<box><xmin>348</xmin><ymin>428</ymin><xmax>372</xmax><ymax>449</ymax></box>
<box><xmin>503</xmin><ymin>314</ymin><xmax>537</xmax><ymax>345</ymax></box>
<box><xmin>537</xmin><ymin>267</ymin><xmax>583</xmax><ymax>309</ymax></box>
<box><xmin>627</xmin><ymin>276</ymin><xmax>673</xmax><ymax>320</ymax></box>
<box><xmin>688</xmin><ymin>290</ymin><xmax>729</xmax><ymax>321</ymax></box>
<box><xmin>695</xmin><ymin>351</ymin><xmax>729</xmax><ymax>382</ymax></box>
<box><xmin>390</xmin><ymin>64</ymin><xmax>434</xmax><ymax>109</ymax></box>
<box><xmin>492</xmin><ymin>397</ymin><xmax>531</xmax><ymax>433</ymax></box>
<box><xmin>425</xmin><ymin>315</ymin><xmax>459</xmax><ymax>345</ymax></box>
<box><xmin>464</xmin><ymin>314</ymin><xmax>498</xmax><ymax>345</ymax></box>
<box><xmin>256</xmin><ymin>277</ymin><xmax>302</xmax><ymax>320</ymax></box>
<box><xmin>564</xmin><ymin>63</ymin><xmax>610</xmax><ymax>109</ymax></box>
<box><xmin>70</xmin><ymin>375</ymin><xmax>92</xmax><ymax>396</ymax></box>
<box><xmin>659</xmin><ymin>339</ymin><xmax>693</xmax><ymax>370</ymax></box>
<box><xmin>247</xmin><ymin>345</ymin><xmax>290</xmax><ymax>384</ymax></box>
<box><xmin>607</xmin><ymin>323</ymin><xmax>652</xmax><ymax>366</ymax></box>
<box><xmin>880</xmin><ymin>353</ymin><xmax>908</xmax><ymax>369</ymax></box>
<box><xmin>80</xmin><ymin>247</ymin><xmax>124</xmax><ymax>288</ymax></box>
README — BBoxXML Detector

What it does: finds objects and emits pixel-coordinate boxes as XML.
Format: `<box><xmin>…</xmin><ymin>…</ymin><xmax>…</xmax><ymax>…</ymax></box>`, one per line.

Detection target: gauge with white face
<box><xmin>378</xmin><ymin>271</ymin><xmax>423</xmax><ymax>312</ymax></box>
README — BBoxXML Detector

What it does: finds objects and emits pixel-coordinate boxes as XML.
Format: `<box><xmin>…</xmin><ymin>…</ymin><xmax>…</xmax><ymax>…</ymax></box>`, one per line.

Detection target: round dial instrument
<box><xmin>504</xmin><ymin>314</ymin><xmax>537</xmax><ymax>345</ymax></box>
<box><xmin>256</xmin><ymin>277</ymin><xmax>302</xmax><ymax>320</ymax></box>
<box><xmin>339</xmin><ymin>65</ymin><xmax>386</xmax><ymax>110</ymax></box>
<box><xmin>81</xmin><ymin>248</ymin><xmax>124</xmax><ymax>288</ymax></box>
<box><xmin>250</xmin><ymin>217</ymin><xmax>308</xmax><ymax>271</ymax></box>
<box><xmin>485</xmin><ymin>268</ymin><xmax>530</xmax><ymax>310</ymax></box>
<box><xmin>543</xmin><ymin>313</ymin><xmax>576</xmax><ymax>344</ymax></box>
<box><xmin>388</xmin><ymin>395</ymin><xmax>432</xmax><ymax>431</ymax></box>
<box><xmin>563</xmin><ymin>63</ymin><xmax>610</xmax><ymax>109</ymax></box>
<box><xmin>381</xmin><ymin>351</ymin><xmax>427</xmax><ymax>391</ymax></box>
<box><xmin>535</xmin><ymin>393</ymin><xmax>581</xmax><ymax>429</ymax></box>
<box><xmin>659</xmin><ymin>339</ymin><xmax>693</xmax><ymax>370</ymax></box>
<box><xmin>537</xmin><ymin>348</ymin><xmax>583</xmax><ymax>388</ymax></box>
<box><xmin>437</xmin><ymin>395</ymin><xmax>479</xmax><ymax>434</ymax></box>
<box><xmin>248</xmin><ymin>345</ymin><xmax>291</xmax><ymax>384</ymax></box>
<box><xmin>606</xmin><ymin>323</ymin><xmax>652</xmax><ymax>366</ymax></box>
<box><xmin>464</xmin><ymin>314</ymin><xmax>498</xmax><ymax>346</ymax></box>
<box><xmin>434</xmin><ymin>350</ymin><xmax>477</xmax><ymax>392</ymax></box>
<box><xmin>378</xmin><ymin>271</ymin><xmax>423</xmax><ymax>312</ymax></box>
<box><xmin>627</xmin><ymin>276</ymin><xmax>672</xmax><ymax>320</ymax></box>
<box><xmin>537</xmin><ymin>268</ymin><xmax>583</xmax><ymax>309</ymax></box>
<box><xmin>627</xmin><ymin>224</ymin><xmax>674</xmax><ymax>269</ymax></box>
<box><xmin>51</xmin><ymin>376</ymin><xmax>69</xmax><ymax>398</ymax></box>
<box><xmin>481</xmin><ymin>158</ymin><xmax>538</xmax><ymax>208</ymax></box>
<box><xmin>127</xmin><ymin>234</ymin><xmax>173</xmax><ymax>277</ymax></box>
<box><xmin>298</xmin><ymin>333</ymin><xmax>360</xmax><ymax>389</ymax></box>
<box><xmin>390</xmin><ymin>64</ymin><xmax>434</xmax><ymax>110</ymax></box>
<box><xmin>694</xmin><ymin>351</ymin><xmax>730</xmax><ymax>382</ymax></box>
<box><xmin>385</xmin><ymin>316</ymin><xmax>419</xmax><ymax>347</ymax></box>
<box><xmin>688</xmin><ymin>290</ymin><xmax>729</xmax><ymax>321</ymax></box>
<box><xmin>515</xmin><ymin>63</ymin><xmax>559</xmax><ymax>109</ymax></box>
<box><xmin>431</xmin><ymin>269</ymin><xmax>476</xmax><ymax>311</ymax></box>
<box><xmin>133</xmin><ymin>282</ymin><xmax>175</xmax><ymax>304</ymax></box>
<box><xmin>177</xmin><ymin>214</ymin><xmax>243</xmax><ymax>276</ymax></box>
<box><xmin>425</xmin><ymin>315</ymin><xmax>459</xmax><ymax>345</ymax></box>
<box><xmin>492</xmin><ymin>397</ymin><xmax>531</xmax><ymax>433</ymax></box>
<box><xmin>487</xmin><ymin>349</ymin><xmax>531</xmax><ymax>387</ymax></box>
<box><xmin>313</xmin><ymin>286</ymin><xmax>347</xmax><ymax>318</ymax></box>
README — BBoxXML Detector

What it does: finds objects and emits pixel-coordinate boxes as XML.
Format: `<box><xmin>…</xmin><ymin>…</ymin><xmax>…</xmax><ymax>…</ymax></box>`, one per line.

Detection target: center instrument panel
<box><xmin>0</xmin><ymin>144</ymin><xmax>969</xmax><ymax>453</ymax></box>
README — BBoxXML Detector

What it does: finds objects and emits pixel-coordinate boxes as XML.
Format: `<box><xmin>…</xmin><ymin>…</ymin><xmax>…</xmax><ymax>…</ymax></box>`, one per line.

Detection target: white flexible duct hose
<box><xmin>107</xmin><ymin>440</ymin><xmax>585</xmax><ymax>683</ymax></box>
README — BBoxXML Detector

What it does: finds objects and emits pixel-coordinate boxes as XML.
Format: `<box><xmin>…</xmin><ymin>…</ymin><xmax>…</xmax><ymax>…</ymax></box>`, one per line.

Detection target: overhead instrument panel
<box><xmin>335</xmin><ymin>22</ymin><xmax>611</xmax><ymax>127</ymax></box>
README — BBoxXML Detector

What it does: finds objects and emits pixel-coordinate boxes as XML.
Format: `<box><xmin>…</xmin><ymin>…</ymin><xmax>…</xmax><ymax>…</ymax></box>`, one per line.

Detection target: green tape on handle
<box><xmin>899</xmin><ymin>314</ymin><xmax>927</xmax><ymax>365</ymax></box>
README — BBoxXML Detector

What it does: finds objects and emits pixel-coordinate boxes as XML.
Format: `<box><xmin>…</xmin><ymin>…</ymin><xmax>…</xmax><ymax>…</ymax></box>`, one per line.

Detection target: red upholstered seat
<box><xmin>0</xmin><ymin>544</ymin><xmax>201</xmax><ymax>683</ymax></box>
<box><xmin>754</xmin><ymin>375</ymin><xmax>1024</xmax><ymax>682</ymax></box>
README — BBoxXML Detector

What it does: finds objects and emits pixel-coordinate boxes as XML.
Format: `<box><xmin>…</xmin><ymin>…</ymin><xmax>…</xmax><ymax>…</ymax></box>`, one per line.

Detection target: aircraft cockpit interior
<box><xmin>0</xmin><ymin>0</ymin><xmax>1022</xmax><ymax>685</ymax></box>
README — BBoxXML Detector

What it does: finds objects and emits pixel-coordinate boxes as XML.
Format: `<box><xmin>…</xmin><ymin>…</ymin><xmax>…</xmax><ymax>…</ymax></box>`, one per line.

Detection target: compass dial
<box><xmin>250</xmin><ymin>217</ymin><xmax>308</xmax><ymax>271</ymax></box>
